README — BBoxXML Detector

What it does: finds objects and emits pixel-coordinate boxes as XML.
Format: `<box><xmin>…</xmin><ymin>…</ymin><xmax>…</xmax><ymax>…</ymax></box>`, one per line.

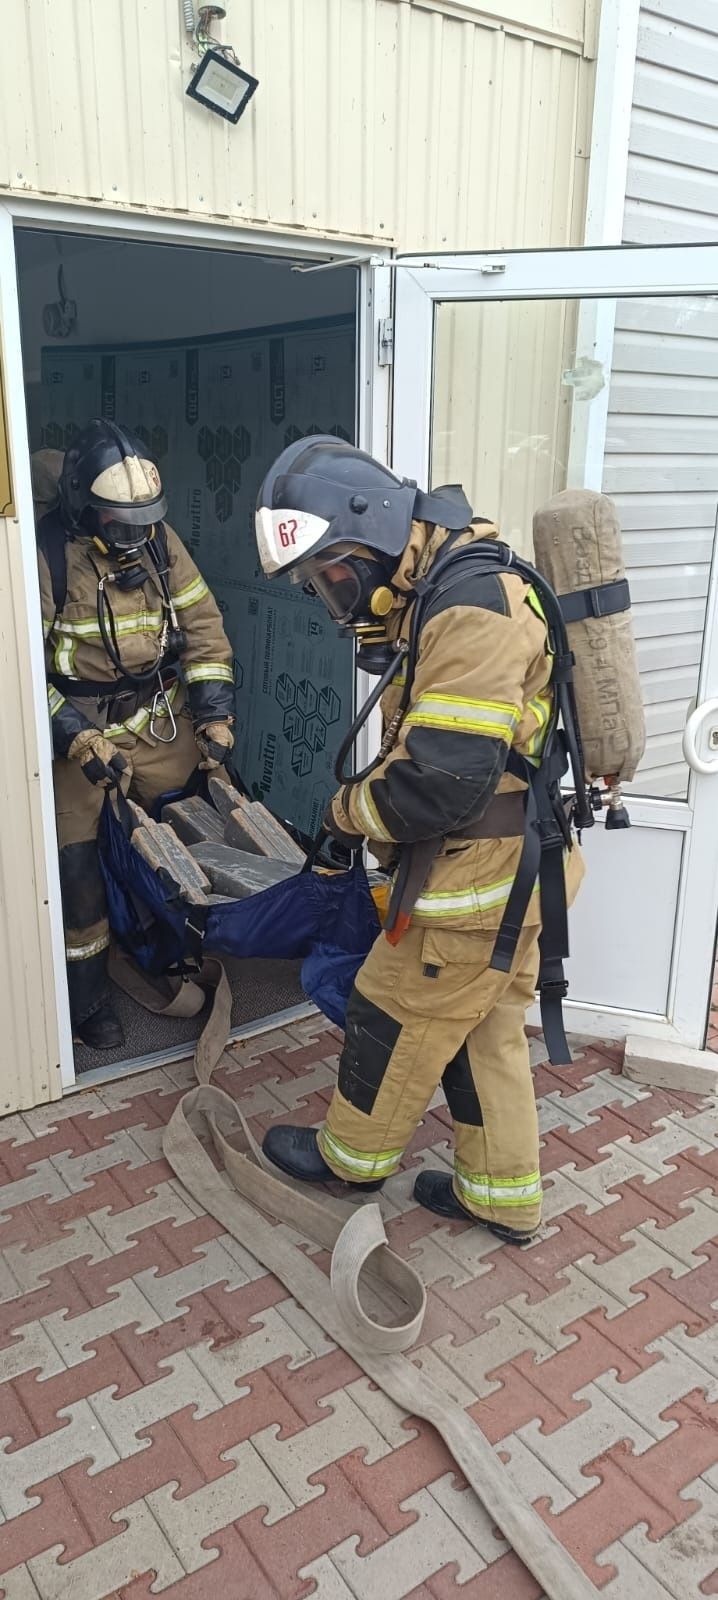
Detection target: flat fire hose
<box><xmin>157</xmin><ymin>958</ymin><xmax>599</xmax><ymax>1599</ymax></box>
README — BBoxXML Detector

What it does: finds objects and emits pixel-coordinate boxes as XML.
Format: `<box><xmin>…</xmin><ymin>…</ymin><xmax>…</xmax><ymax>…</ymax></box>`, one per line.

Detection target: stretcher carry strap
<box><xmin>160</xmin><ymin>957</ymin><xmax>600</xmax><ymax>1600</ymax></box>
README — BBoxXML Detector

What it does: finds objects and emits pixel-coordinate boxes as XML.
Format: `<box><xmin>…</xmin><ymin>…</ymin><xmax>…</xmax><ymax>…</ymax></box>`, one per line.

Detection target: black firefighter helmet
<box><xmin>255</xmin><ymin>436</ymin><xmax>472</xmax><ymax>577</ymax></box>
<box><xmin>59</xmin><ymin>419</ymin><xmax>168</xmax><ymax>555</ymax></box>
<box><xmin>254</xmin><ymin>434</ymin><xmax>473</xmax><ymax>636</ymax></box>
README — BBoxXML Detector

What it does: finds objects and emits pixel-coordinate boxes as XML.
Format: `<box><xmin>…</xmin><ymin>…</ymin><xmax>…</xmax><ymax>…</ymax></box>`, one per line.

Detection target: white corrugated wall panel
<box><xmin>625</xmin><ymin>5</ymin><xmax>718</xmax><ymax>243</ymax></box>
<box><xmin>597</xmin><ymin>1</ymin><xmax>718</xmax><ymax>799</ymax></box>
<box><xmin>1</xmin><ymin>0</ymin><xmax>594</xmax><ymax>249</ymax></box>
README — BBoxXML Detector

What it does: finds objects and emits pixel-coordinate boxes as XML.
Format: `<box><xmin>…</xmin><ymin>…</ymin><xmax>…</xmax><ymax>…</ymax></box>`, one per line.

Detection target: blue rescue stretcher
<box><xmin>97</xmin><ymin>785</ymin><xmax>380</xmax><ymax>1029</ymax></box>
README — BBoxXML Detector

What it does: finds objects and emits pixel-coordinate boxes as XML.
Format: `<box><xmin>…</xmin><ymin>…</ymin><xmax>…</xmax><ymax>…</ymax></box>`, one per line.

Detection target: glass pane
<box><xmin>431</xmin><ymin>294</ymin><xmax>718</xmax><ymax>801</ymax></box>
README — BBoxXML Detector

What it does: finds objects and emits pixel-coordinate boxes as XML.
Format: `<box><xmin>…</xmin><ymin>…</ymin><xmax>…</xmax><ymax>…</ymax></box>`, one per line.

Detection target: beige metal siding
<box><xmin>2</xmin><ymin>0</ymin><xmax>595</xmax><ymax>249</ymax></box>
<box><xmin>0</xmin><ymin>509</ymin><xmax>62</xmax><ymax>1109</ymax></box>
<box><xmin>0</xmin><ymin>0</ymin><xmax>597</xmax><ymax>1111</ymax></box>
<box><xmin>432</xmin><ymin>298</ymin><xmax>579</xmax><ymax>556</ymax></box>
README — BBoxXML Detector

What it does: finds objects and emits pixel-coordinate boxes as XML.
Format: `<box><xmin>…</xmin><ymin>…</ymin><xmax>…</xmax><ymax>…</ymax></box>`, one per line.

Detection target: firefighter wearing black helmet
<box><xmin>35</xmin><ymin>420</ymin><xmax>235</xmax><ymax>1054</ymax></box>
<box><xmin>254</xmin><ymin>435</ymin><xmax>584</xmax><ymax>1241</ymax></box>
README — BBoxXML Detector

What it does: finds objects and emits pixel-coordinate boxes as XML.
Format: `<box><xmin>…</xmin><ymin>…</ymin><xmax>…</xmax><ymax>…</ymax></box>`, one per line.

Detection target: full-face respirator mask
<box><xmin>290</xmin><ymin>544</ymin><xmax>398</xmax><ymax>676</ymax></box>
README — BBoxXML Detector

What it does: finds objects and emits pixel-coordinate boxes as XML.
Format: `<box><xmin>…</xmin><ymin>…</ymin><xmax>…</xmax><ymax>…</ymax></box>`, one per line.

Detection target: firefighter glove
<box><xmin>67</xmin><ymin>729</ymin><xmax>131</xmax><ymax>789</ymax></box>
<box><xmin>195</xmin><ymin>720</ymin><xmax>235</xmax><ymax>770</ymax></box>
<box><xmin>324</xmin><ymin>792</ymin><xmax>364</xmax><ymax>852</ymax></box>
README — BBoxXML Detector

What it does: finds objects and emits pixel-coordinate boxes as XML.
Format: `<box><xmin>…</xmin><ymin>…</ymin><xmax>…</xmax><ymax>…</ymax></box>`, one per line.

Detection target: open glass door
<box><xmin>389</xmin><ymin>244</ymin><xmax>718</xmax><ymax>1050</ymax></box>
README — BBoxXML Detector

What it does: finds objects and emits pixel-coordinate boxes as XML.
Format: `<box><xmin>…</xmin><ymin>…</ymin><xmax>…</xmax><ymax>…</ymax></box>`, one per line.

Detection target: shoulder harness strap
<box><xmin>36</xmin><ymin>509</ymin><xmax>69</xmax><ymax>621</ymax></box>
<box><xmin>402</xmin><ymin>536</ymin><xmax>590</xmax><ymax>1067</ymax></box>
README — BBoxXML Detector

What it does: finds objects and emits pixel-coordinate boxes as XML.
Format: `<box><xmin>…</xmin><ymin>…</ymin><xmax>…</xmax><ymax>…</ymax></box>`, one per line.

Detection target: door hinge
<box><xmin>378</xmin><ymin>316</ymin><xmax>394</xmax><ymax>366</ymax></box>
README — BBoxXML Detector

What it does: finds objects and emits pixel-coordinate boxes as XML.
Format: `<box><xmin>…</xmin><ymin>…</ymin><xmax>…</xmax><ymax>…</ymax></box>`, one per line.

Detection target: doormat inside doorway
<box><xmin>73</xmin><ymin>957</ymin><xmax>306</xmax><ymax>1075</ymax></box>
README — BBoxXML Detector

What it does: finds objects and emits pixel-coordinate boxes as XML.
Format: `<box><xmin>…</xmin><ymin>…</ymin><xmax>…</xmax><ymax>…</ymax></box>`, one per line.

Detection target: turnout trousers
<box><xmin>318</xmin><ymin>921</ymin><xmax>542</xmax><ymax>1233</ymax></box>
<box><xmin>53</xmin><ymin>709</ymin><xmax>200</xmax><ymax>1026</ymax></box>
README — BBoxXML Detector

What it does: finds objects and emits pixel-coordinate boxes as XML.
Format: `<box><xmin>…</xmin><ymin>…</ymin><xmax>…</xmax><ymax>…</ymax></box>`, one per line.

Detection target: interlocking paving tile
<box><xmin>0</xmin><ymin>1032</ymin><xmax>717</xmax><ymax>1600</ymax></box>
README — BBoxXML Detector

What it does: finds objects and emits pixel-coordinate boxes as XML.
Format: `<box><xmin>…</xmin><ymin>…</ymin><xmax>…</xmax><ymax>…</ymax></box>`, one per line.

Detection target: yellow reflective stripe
<box><xmin>354</xmin><ymin>780</ymin><xmax>393</xmax><ymax>843</ymax></box>
<box><xmin>524</xmin><ymin>690</ymin><xmax>552</xmax><ymax>757</ymax></box>
<box><xmin>454</xmin><ymin>1162</ymin><xmax>542</xmax><ymax>1208</ymax></box>
<box><xmin>317</xmin><ymin>1127</ymin><xmax>403</xmax><ymax>1179</ymax></box>
<box><xmin>526</xmin><ymin>586</ymin><xmax>554</xmax><ymax>654</ymax></box>
<box><xmin>47</xmin><ymin>686</ymin><xmax>65</xmax><ymax>716</ymax></box>
<box><xmin>43</xmin><ymin>616</ymin><xmax>53</xmax><ymax>641</ymax></box>
<box><xmin>184</xmin><ymin>662</ymin><xmax>234</xmax><ymax>684</ymax></box>
<box><xmin>104</xmin><ymin>680</ymin><xmax>179</xmax><ymax>738</ymax></box>
<box><xmin>54</xmin><ymin>635</ymin><xmax>77</xmax><ymax>676</ymax></box>
<box><xmin>66</xmin><ymin>932</ymin><xmax>111</xmax><ymax>961</ymax></box>
<box><xmin>173</xmin><ymin>575</ymin><xmax>209</xmax><ymax>611</ymax></box>
<box><xmin>413</xmin><ymin>875</ymin><xmax>540</xmax><ymax>919</ymax></box>
<box><xmin>406</xmin><ymin>694</ymin><xmax>520</xmax><ymax>742</ymax></box>
<box><xmin>525</xmin><ymin>586</ymin><xmax>546</xmax><ymax>624</ymax></box>
<box><xmin>56</xmin><ymin>610</ymin><xmax>163</xmax><ymax>639</ymax></box>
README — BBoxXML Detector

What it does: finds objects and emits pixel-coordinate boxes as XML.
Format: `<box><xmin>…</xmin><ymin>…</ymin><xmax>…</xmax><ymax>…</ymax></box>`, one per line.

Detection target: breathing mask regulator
<box><xmin>292</xmin><ymin>543</ymin><xmax>398</xmax><ymax>672</ymax></box>
<box><xmin>255</xmin><ymin>434</ymin><xmax>474</xmax><ymax>777</ymax></box>
<box><xmin>60</xmin><ymin>420</ymin><xmax>186</xmax><ymax>705</ymax></box>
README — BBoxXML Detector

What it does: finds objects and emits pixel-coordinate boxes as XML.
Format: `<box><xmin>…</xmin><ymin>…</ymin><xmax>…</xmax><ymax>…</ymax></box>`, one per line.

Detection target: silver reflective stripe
<box><xmin>47</xmin><ymin>686</ymin><xmax>65</xmax><ymax>716</ymax></box>
<box><xmin>454</xmin><ymin>1165</ymin><xmax>542</xmax><ymax>1207</ymax></box>
<box><xmin>184</xmin><ymin>662</ymin><xmax>234</xmax><ymax>684</ymax></box>
<box><xmin>318</xmin><ymin>1128</ymin><xmax>403</xmax><ymax>1178</ymax></box>
<box><xmin>104</xmin><ymin>680</ymin><xmax>179</xmax><ymax>739</ymax></box>
<box><xmin>54</xmin><ymin>635</ymin><xmax>77</xmax><ymax>676</ymax></box>
<box><xmin>66</xmin><ymin>932</ymin><xmax>110</xmax><ymax>961</ymax></box>
<box><xmin>173</xmin><ymin>576</ymin><xmax>209</xmax><ymax>611</ymax></box>
<box><xmin>55</xmin><ymin>610</ymin><xmax>163</xmax><ymax>639</ymax></box>
<box><xmin>413</xmin><ymin>876</ymin><xmax>540</xmax><ymax>919</ymax></box>
<box><xmin>354</xmin><ymin>781</ymin><xmax>393</xmax><ymax>842</ymax></box>
<box><xmin>406</xmin><ymin>694</ymin><xmax>520</xmax><ymax>740</ymax></box>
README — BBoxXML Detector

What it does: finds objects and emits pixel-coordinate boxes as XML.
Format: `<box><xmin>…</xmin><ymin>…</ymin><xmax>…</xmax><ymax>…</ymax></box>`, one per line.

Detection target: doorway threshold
<box><xmin>63</xmin><ymin>999</ymin><xmax>318</xmax><ymax>1094</ymax></box>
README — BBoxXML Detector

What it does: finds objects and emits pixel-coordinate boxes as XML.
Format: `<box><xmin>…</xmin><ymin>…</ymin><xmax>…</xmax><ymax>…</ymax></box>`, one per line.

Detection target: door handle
<box><xmin>682</xmin><ymin>698</ymin><xmax>718</xmax><ymax>775</ymax></box>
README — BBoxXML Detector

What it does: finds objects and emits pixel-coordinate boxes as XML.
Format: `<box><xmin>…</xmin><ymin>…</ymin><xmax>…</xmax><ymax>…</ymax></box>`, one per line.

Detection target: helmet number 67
<box><xmin>278</xmin><ymin>519</ymin><xmax>298</xmax><ymax>548</ymax></box>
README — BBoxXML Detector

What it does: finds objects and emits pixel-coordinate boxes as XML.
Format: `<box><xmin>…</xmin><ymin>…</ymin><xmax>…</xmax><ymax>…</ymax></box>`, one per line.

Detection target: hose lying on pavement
<box><xmin>159</xmin><ymin>959</ymin><xmax>599</xmax><ymax>1600</ymax></box>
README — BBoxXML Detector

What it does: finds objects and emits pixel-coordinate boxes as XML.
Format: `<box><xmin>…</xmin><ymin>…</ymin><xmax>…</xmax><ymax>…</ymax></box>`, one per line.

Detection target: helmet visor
<box><xmin>289</xmin><ymin>546</ymin><xmax>364</xmax><ymax>624</ymax></box>
<box><xmin>90</xmin><ymin>508</ymin><xmax>154</xmax><ymax>551</ymax></box>
<box><xmin>88</xmin><ymin>491</ymin><xmax>168</xmax><ymax>525</ymax></box>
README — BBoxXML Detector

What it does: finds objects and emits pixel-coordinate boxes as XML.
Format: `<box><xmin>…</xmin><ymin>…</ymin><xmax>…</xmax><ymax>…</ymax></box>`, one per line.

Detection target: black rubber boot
<box><xmin>74</xmin><ymin>1001</ymin><xmax>125</xmax><ymax>1053</ymax></box>
<box><xmin>413</xmin><ymin>1170</ymin><xmax>537</xmax><ymax>1246</ymax></box>
<box><xmin>263</xmin><ymin>1126</ymin><xmax>384</xmax><ymax>1191</ymax></box>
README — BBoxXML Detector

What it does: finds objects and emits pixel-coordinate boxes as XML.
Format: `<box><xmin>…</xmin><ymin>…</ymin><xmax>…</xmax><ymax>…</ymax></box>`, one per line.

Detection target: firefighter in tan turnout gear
<box><xmin>36</xmin><ymin>420</ymin><xmax>235</xmax><ymax>1053</ymax></box>
<box><xmin>254</xmin><ymin>436</ymin><xmax>584</xmax><ymax>1242</ymax></box>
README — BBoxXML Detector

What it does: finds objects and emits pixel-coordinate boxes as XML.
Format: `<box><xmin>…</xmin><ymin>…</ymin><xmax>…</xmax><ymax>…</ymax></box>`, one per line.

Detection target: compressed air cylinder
<box><xmin>30</xmin><ymin>448</ymin><xmax>64</xmax><ymax>520</ymax></box>
<box><xmin>532</xmin><ymin>489</ymin><xmax>646</xmax><ymax>784</ymax></box>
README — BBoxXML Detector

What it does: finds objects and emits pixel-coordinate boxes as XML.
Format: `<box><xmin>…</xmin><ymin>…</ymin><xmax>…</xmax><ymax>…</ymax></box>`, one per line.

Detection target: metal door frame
<box><xmin>0</xmin><ymin>195</ymin><xmax>391</xmax><ymax>1092</ymax></box>
<box><xmin>385</xmin><ymin>242</ymin><xmax>718</xmax><ymax>1048</ymax></box>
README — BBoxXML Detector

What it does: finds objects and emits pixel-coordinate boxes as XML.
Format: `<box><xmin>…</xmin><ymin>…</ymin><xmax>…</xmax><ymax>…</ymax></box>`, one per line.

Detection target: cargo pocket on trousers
<box><xmin>338</xmin><ymin>990</ymin><xmax>402</xmax><ymax>1115</ymax></box>
<box><xmin>417</xmin><ymin>928</ymin><xmax>496</xmax><ymax>1021</ymax></box>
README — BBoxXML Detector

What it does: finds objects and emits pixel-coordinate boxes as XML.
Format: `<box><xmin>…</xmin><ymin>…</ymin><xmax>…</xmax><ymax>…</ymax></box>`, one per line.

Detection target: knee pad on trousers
<box><xmin>338</xmin><ymin>988</ymin><xmax>402</xmax><ymax>1115</ymax></box>
<box><xmin>442</xmin><ymin>1043</ymin><xmax>484</xmax><ymax>1126</ymax></box>
<box><xmin>59</xmin><ymin>840</ymin><xmax>106</xmax><ymax>929</ymax></box>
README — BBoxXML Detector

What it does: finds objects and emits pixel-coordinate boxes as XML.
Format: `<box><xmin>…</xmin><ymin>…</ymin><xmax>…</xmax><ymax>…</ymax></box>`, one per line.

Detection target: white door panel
<box><xmin>390</xmin><ymin>243</ymin><xmax>718</xmax><ymax>1047</ymax></box>
<box><xmin>567</xmin><ymin>824</ymin><xmax>683</xmax><ymax>1014</ymax></box>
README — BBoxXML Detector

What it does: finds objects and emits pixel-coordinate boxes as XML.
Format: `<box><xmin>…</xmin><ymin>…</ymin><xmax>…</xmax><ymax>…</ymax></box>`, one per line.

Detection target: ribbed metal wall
<box><xmin>0</xmin><ymin>0</ymin><xmax>596</xmax><ymax>1111</ymax></box>
<box><xmin>1</xmin><ymin>0</ymin><xmax>593</xmax><ymax>248</ymax></box>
